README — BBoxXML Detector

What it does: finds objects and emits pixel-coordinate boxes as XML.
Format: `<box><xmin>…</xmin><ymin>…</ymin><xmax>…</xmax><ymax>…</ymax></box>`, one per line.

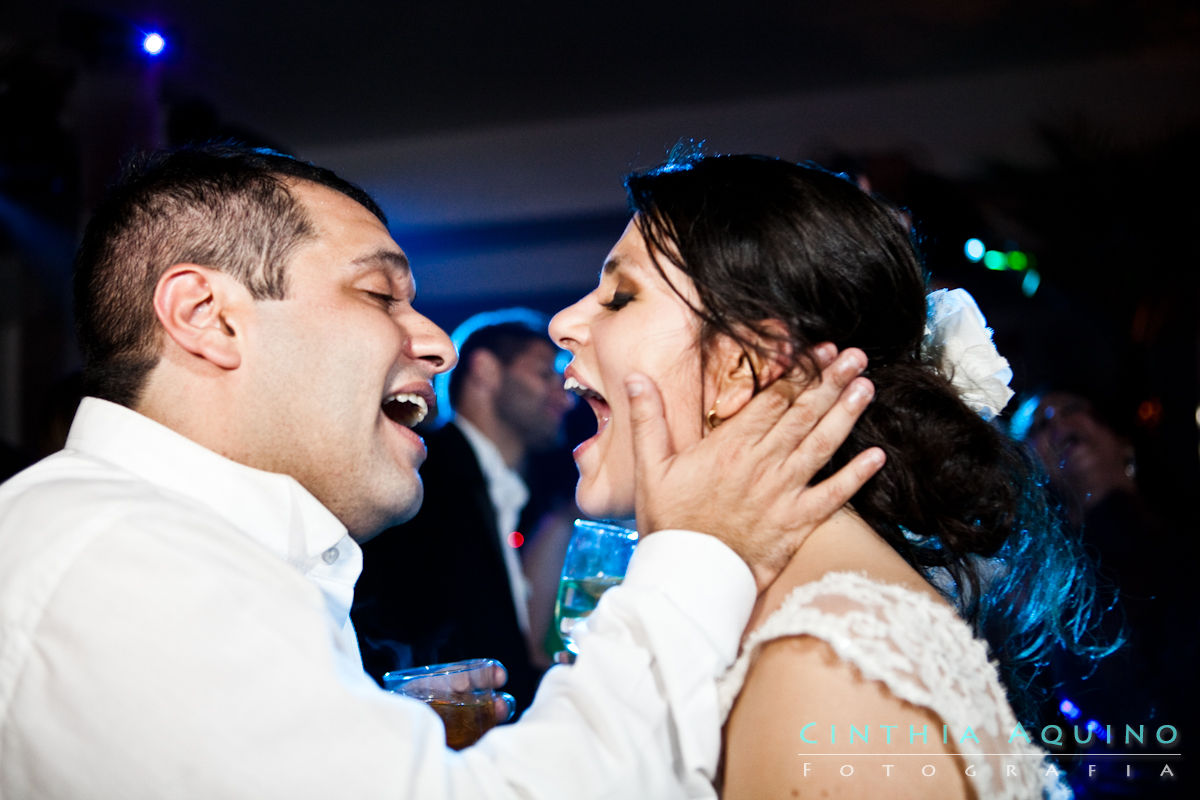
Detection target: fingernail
<box><xmin>839</xmin><ymin>350</ymin><xmax>867</xmax><ymax>378</ymax></box>
<box><xmin>626</xmin><ymin>376</ymin><xmax>644</xmax><ymax>397</ymax></box>
<box><xmin>847</xmin><ymin>378</ymin><xmax>874</xmax><ymax>409</ymax></box>
<box><xmin>866</xmin><ymin>447</ymin><xmax>886</xmax><ymax>468</ymax></box>
<box><xmin>814</xmin><ymin>343</ymin><xmax>837</xmax><ymax>365</ymax></box>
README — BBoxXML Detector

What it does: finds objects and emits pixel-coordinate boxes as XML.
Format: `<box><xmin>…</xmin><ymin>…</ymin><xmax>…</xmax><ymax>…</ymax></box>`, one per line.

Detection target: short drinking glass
<box><xmin>383</xmin><ymin>658</ymin><xmax>514</xmax><ymax>750</ymax></box>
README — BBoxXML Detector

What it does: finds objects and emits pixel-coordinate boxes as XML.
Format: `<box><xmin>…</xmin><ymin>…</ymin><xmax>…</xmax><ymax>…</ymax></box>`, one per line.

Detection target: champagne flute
<box><xmin>553</xmin><ymin>519</ymin><xmax>638</xmax><ymax>656</ymax></box>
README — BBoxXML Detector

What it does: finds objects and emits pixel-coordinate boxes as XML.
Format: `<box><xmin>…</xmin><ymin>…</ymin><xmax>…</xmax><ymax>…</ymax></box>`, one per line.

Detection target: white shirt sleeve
<box><xmin>3</xmin><ymin>510</ymin><xmax>753</xmax><ymax>800</ymax></box>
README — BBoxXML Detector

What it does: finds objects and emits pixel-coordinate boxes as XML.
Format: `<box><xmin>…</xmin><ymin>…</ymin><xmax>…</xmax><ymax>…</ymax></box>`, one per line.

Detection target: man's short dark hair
<box><xmin>73</xmin><ymin>141</ymin><xmax>386</xmax><ymax>407</ymax></box>
<box><xmin>445</xmin><ymin>308</ymin><xmax>554</xmax><ymax>411</ymax></box>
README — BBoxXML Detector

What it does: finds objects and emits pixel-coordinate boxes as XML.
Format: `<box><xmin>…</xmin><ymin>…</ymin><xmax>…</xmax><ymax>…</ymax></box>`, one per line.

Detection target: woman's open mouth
<box><xmin>564</xmin><ymin>375</ymin><xmax>610</xmax><ymax>455</ymax></box>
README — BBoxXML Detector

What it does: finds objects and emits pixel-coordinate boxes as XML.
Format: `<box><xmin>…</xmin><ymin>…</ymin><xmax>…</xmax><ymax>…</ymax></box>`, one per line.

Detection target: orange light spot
<box><xmin>1137</xmin><ymin>399</ymin><xmax>1163</xmax><ymax>427</ymax></box>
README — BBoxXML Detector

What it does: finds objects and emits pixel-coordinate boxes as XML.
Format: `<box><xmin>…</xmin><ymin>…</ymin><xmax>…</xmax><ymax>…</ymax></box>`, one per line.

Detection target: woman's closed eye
<box><xmin>600</xmin><ymin>291</ymin><xmax>633</xmax><ymax>311</ymax></box>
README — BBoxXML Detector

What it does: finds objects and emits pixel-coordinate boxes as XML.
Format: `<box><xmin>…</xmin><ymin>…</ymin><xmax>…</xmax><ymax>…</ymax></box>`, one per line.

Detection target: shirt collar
<box><xmin>453</xmin><ymin>416</ymin><xmax>529</xmax><ymax>519</ymax></box>
<box><xmin>65</xmin><ymin>398</ymin><xmax>351</xmax><ymax>570</ymax></box>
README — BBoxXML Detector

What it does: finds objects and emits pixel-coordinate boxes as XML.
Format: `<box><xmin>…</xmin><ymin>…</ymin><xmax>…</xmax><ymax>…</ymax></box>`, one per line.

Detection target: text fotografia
<box><xmin>794</xmin><ymin>723</ymin><xmax>1181</xmax><ymax>782</ymax></box>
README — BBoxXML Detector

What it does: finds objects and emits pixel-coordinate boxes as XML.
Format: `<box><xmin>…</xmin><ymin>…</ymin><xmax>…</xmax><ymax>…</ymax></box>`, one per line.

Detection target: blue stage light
<box><xmin>142</xmin><ymin>32</ymin><xmax>166</xmax><ymax>56</ymax></box>
<box><xmin>1021</xmin><ymin>267</ymin><xmax>1041</xmax><ymax>298</ymax></box>
<box><xmin>1059</xmin><ymin>698</ymin><xmax>1081</xmax><ymax>720</ymax></box>
<box><xmin>964</xmin><ymin>238</ymin><xmax>985</xmax><ymax>262</ymax></box>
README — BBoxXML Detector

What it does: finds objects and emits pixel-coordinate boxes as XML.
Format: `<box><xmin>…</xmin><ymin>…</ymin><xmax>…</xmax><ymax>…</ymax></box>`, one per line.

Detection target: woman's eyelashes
<box><xmin>600</xmin><ymin>291</ymin><xmax>634</xmax><ymax>311</ymax></box>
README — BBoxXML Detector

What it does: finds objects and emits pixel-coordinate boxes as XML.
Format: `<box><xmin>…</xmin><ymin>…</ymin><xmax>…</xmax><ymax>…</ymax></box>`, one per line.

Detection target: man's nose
<box><xmin>407</xmin><ymin>311</ymin><xmax>457</xmax><ymax>374</ymax></box>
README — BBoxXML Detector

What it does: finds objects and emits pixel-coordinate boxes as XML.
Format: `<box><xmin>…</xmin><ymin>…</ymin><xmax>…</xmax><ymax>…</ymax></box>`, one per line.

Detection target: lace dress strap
<box><xmin>717</xmin><ymin>571</ymin><xmax>1068</xmax><ymax>800</ymax></box>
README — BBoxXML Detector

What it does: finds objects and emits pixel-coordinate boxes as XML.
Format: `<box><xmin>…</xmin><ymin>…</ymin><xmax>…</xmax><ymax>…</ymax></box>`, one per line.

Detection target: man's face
<box><xmin>493</xmin><ymin>339</ymin><xmax>574</xmax><ymax>451</ymax></box>
<box><xmin>1028</xmin><ymin>391</ymin><xmax>1130</xmax><ymax>500</ymax></box>
<box><xmin>236</xmin><ymin>180</ymin><xmax>455</xmax><ymax>540</ymax></box>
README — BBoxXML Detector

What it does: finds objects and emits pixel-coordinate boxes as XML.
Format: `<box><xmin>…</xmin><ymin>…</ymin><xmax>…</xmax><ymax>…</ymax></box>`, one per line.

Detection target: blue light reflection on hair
<box><xmin>1008</xmin><ymin>393</ymin><xmax>1043</xmax><ymax>441</ymax></box>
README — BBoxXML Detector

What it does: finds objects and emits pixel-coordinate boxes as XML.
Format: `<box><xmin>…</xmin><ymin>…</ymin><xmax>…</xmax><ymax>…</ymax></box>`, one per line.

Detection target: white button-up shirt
<box><xmin>454</xmin><ymin>415</ymin><xmax>532</xmax><ymax>635</ymax></box>
<box><xmin>0</xmin><ymin>398</ymin><xmax>755</xmax><ymax>799</ymax></box>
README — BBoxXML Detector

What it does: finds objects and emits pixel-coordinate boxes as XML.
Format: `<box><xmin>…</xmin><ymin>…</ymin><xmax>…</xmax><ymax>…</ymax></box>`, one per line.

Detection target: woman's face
<box><xmin>549</xmin><ymin>218</ymin><xmax>711</xmax><ymax>520</ymax></box>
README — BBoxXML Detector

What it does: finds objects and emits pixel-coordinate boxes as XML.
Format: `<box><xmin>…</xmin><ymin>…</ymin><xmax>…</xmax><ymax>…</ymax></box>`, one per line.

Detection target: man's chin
<box><xmin>349</xmin><ymin>487</ymin><xmax>424</xmax><ymax>543</ymax></box>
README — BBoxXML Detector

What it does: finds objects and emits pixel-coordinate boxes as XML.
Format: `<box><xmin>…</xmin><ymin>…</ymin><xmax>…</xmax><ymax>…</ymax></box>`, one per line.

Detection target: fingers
<box><xmin>745</xmin><ymin>446</ymin><xmax>886</xmax><ymax>593</ymax></box>
<box><xmin>688</xmin><ymin>343</ymin><xmax>858</xmax><ymax>451</ymax></box>
<box><xmin>780</xmin><ymin>375</ymin><xmax>875</xmax><ymax>479</ymax></box>
<box><xmin>753</xmin><ymin>348</ymin><xmax>869</xmax><ymax>455</ymax></box>
<box><xmin>493</xmin><ymin>692</ymin><xmax>516</xmax><ymax>724</ymax></box>
<box><xmin>626</xmin><ymin>371</ymin><xmax>671</xmax><ymax>457</ymax></box>
<box><xmin>812</xmin><ymin>342</ymin><xmax>838</xmax><ymax>369</ymax></box>
<box><xmin>791</xmin><ymin>445</ymin><xmax>886</xmax><ymax>514</ymax></box>
<box><xmin>626</xmin><ymin>371</ymin><xmax>672</xmax><ymax>470</ymax></box>
<box><xmin>626</xmin><ymin>373</ymin><xmax>674</xmax><ymax>533</ymax></box>
<box><xmin>490</xmin><ymin>662</ymin><xmax>508</xmax><ymax>690</ymax></box>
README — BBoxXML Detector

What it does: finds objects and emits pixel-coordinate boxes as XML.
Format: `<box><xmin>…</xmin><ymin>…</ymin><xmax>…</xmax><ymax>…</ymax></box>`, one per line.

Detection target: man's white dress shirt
<box><xmin>0</xmin><ymin>398</ymin><xmax>755</xmax><ymax>799</ymax></box>
<box><xmin>454</xmin><ymin>415</ymin><xmax>532</xmax><ymax>635</ymax></box>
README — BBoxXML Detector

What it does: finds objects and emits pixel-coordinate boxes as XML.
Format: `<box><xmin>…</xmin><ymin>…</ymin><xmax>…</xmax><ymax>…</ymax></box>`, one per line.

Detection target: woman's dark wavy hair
<box><xmin>625</xmin><ymin>149</ymin><xmax>1116</xmax><ymax>721</ymax></box>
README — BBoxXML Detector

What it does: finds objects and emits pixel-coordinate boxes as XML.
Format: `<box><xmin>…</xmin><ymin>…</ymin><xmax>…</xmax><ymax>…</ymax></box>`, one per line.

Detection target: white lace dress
<box><xmin>716</xmin><ymin>572</ymin><xmax>1069</xmax><ymax>800</ymax></box>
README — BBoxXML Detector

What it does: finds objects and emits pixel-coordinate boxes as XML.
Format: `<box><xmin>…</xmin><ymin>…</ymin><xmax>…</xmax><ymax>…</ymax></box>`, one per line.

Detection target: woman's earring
<box><xmin>706</xmin><ymin>402</ymin><xmax>725</xmax><ymax>429</ymax></box>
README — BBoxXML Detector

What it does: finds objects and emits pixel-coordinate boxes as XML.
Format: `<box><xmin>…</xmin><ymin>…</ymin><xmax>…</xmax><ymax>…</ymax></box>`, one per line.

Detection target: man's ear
<box><xmin>465</xmin><ymin>349</ymin><xmax>504</xmax><ymax>393</ymax></box>
<box><xmin>152</xmin><ymin>264</ymin><xmax>242</xmax><ymax>370</ymax></box>
<box><xmin>709</xmin><ymin>322</ymin><xmax>793</xmax><ymax>420</ymax></box>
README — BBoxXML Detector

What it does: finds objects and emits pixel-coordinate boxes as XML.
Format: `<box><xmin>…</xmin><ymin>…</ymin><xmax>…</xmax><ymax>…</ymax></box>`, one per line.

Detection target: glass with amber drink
<box><xmin>384</xmin><ymin>658</ymin><xmax>514</xmax><ymax>749</ymax></box>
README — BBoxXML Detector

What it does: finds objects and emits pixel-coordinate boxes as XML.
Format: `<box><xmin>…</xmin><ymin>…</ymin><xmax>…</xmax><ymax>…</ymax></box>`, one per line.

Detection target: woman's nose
<box><xmin>549</xmin><ymin>295</ymin><xmax>588</xmax><ymax>351</ymax></box>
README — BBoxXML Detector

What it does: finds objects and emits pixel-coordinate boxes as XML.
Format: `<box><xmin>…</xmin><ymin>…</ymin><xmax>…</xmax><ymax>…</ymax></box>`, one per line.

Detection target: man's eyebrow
<box><xmin>351</xmin><ymin>249</ymin><xmax>410</xmax><ymax>275</ymax></box>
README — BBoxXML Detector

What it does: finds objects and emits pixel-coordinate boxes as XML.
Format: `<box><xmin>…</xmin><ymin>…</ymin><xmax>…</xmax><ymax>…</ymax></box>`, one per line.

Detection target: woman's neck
<box><xmin>745</xmin><ymin>507</ymin><xmax>946</xmax><ymax>633</ymax></box>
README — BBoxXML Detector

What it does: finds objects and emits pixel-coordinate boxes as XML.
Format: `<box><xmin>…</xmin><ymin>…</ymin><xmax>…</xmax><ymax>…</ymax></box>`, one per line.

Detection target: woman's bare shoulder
<box><xmin>721</xmin><ymin>634</ymin><xmax>973</xmax><ymax>799</ymax></box>
<box><xmin>721</xmin><ymin>514</ymin><xmax>974</xmax><ymax>799</ymax></box>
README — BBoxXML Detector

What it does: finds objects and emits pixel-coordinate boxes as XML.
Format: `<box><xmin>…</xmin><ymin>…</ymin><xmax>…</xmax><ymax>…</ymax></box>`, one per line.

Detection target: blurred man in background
<box><xmin>353</xmin><ymin>309</ymin><xmax>573</xmax><ymax>712</ymax></box>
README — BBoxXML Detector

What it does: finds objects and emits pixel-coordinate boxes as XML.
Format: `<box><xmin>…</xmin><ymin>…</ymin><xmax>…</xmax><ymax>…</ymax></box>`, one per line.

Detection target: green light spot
<box><xmin>1008</xmin><ymin>251</ymin><xmax>1028</xmax><ymax>271</ymax></box>
<box><xmin>983</xmin><ymin>250</ymin><xmax>1007</xmax><ymax>270</ymax></box>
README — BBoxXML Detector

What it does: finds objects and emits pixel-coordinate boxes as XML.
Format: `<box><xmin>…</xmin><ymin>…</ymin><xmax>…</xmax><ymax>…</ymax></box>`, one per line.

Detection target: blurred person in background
<box><xmin>1013</xmin><ymin>388</ymin><xmax>1192</xmax><ymax>797</ymax></box>
<box><xmin>352</xmin><ymin>309</ymin><xmax>574</xmax><ymax>713</ymax></box>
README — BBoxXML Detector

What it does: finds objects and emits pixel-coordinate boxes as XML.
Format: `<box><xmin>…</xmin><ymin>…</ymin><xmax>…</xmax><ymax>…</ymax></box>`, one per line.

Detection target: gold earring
<box><xmin>706</xmin><ymin>402</ymin><xmax>725</xmax><ymax>429</ymax></box>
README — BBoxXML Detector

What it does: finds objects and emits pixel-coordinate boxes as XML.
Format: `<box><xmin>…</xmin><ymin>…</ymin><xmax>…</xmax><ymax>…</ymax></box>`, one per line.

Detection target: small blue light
<box><xmin>1021</xmin><ymin>267</ymin><xmax>1041</xmax><ymax>297</ymax></box>
<box><xmin>1059</xmin><ymin>699</ymin><xmax>1081</xmax><ymax>720</ymax></box>
<box><xmin>142</xmin><ymin>32</ymin><xmax>166</xmax><ymax>56</ymax></box>
<box><xmin>964</xmin><ymin>238</ymin><xmax>985</xmax><ymax>262</ymax></box>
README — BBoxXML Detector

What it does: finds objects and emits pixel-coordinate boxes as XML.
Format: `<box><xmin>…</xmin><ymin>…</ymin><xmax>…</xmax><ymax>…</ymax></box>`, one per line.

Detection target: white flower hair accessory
<box><xmin>922</xmin><ymin>288</ymin><xmax>1014</xmax><ymax>420</ymax></box>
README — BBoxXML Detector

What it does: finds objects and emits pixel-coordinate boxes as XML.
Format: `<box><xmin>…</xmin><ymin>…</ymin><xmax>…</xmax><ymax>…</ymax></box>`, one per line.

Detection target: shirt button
<box><xmin>321</xmin><ymin>547</ymin><xmax>339</xmax><ymax>565</ymax></box>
